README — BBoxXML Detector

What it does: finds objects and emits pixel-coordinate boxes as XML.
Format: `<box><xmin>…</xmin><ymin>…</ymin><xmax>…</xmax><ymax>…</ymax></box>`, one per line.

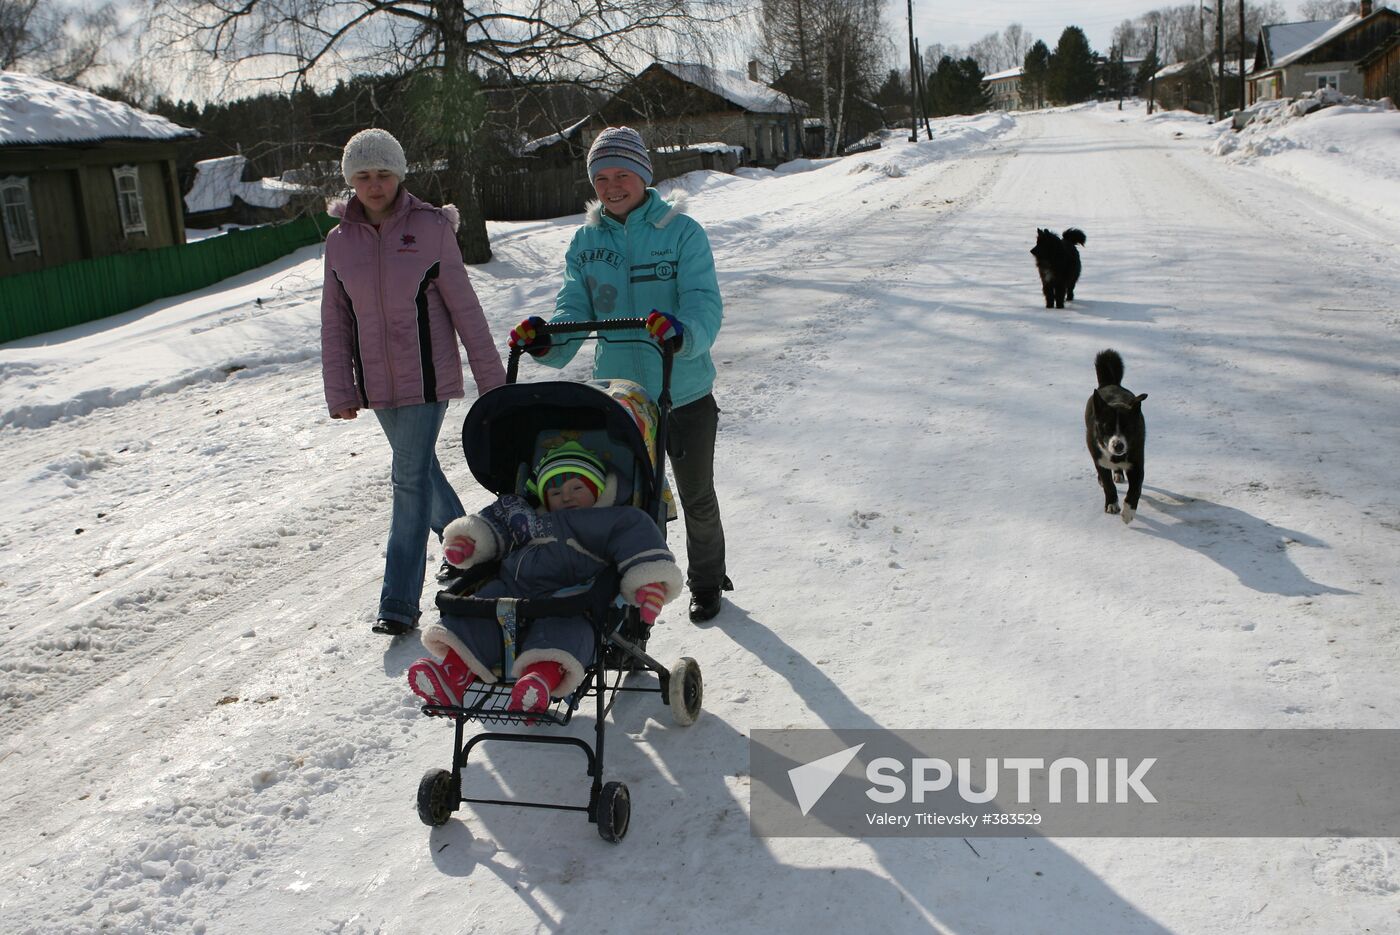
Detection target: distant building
<box><xmin>599</xmin><ymin>62</ymin><xmax>807</xmax><ymax>167</ymax></box>
<box><xmin>1247</xmin><ymin>2</ymin><xmax>1400</xmax><ymax>104</ymax></box>
<box><xmin>1355</xmin><ymin>27</ymin><xmax>1400</xmax><ymax>101</ymax></box>
<box><xmin>0</xmin><ymin>71</ymin><xmax>197</xmax><ymax>277</ymax></box>
<box><xmin>184</xmin><ymin>154</ymin><xmax>313</xmax><ymax>229</ymax></box>
<box><xmin>983</xmin><ymin>67</ymin><xmax>1024</xmax><ymax>111</ymax></box>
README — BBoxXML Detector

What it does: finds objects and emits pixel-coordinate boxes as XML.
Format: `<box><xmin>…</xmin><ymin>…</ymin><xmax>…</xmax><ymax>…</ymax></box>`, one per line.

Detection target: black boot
<box><xmin>688</xmin><ymin>576</ymin><xmax>733</xmax><ymax>623</ymax></box>
<box><xmin>372</xmin><ymin>617</ymin><xmax>417</xmax><ymax>636</ymax></box>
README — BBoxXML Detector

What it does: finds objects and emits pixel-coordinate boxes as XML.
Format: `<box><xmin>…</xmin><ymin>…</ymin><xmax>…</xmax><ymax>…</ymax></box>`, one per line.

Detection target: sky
<box><xmin>905</xmin><ymin>0</ymin><xmax>1346</xmax><ymax>63</ymax></box>
<box><xmin>2</xmin><ymin>93</ymin><xmax>1399</xmax><ymax>932</ymax></box>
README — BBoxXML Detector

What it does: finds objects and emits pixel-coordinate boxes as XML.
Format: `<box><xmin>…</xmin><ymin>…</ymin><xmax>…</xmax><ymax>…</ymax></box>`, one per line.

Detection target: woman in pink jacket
<box><xmin>321</xmin><ymin>128</ymin><xmax>506</xmax><ymax>636</ymax></box>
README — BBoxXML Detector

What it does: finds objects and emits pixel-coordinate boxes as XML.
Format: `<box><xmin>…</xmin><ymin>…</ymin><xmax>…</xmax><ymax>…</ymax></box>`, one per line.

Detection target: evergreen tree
<box><xmin>1047</xmin><ymin>26</ymin><xmax>1097</xmax><ymax>104</ymax></box>
<box><xmin>1021</xmin><ymin>40</ymin><xmax>1051</xmax><ymax>108</ymax></box>
<box><xmin>926</xmin><ymin>56</ymin><xmax>991</xmax><ymax>117</ymax></box>
<box><xmin>874</xmin><ymin>68</ymin><xmax>909</xmax><ymax>108</ymax></box>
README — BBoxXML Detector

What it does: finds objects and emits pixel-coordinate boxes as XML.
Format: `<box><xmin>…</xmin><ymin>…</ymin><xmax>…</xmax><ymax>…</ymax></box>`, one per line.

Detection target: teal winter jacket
<box><xmin>538</xmin><ymin>190</ymin><xmax>723</xmax><ymax>408</ymax></box>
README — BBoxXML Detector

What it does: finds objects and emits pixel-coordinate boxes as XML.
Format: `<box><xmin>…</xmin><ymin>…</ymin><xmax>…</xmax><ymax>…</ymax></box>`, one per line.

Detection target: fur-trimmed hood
<box><xmin>584</xmin><ymin>189</ymin><xmax>687</xmax><ymax>230</ymax></box>
<box><xmin>326</xmin><ymin>189</ymin><xmax>460</xmax><ymax>231</ymax></box>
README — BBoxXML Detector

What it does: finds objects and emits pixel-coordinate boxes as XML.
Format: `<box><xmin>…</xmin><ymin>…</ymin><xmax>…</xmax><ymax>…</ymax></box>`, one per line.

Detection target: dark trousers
<box><xmin>666</xmin><ymin>394</ymin><xmax>727</xmax><ymax>591</ymax></box>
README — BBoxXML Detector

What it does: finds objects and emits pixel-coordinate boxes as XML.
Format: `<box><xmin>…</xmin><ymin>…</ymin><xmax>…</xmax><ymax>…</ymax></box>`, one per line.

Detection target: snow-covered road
<box><xmin>3</xmin><ymin>105</ymin><xmax>1398</xmax><ymax>934</ymax></box>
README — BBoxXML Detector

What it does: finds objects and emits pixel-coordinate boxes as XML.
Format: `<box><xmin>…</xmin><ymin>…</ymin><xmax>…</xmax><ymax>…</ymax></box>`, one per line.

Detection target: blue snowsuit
<box><xmin>419</xmin><ymin>495</ymin><xmax>682</xmax><ymax>697</ymax></box>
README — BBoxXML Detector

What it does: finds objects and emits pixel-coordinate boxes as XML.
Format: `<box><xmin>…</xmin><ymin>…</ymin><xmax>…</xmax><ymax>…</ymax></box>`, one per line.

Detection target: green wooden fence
<box><xmin>0</xmin><ymin>213</ymin><xmax>336</xmax><ymax>345</ymax></box>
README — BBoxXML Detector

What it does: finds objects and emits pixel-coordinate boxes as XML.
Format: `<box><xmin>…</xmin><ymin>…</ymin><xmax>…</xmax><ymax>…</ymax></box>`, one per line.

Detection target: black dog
<box><xmin>1031</xmin><ymin>227</ymin><xmax>1086</xmax><ymax>308</ymax></box>
<box><xmin>1085</xmin><ymin>349</ymin><xmax>1147</xmax><ymax>524</ymax></box>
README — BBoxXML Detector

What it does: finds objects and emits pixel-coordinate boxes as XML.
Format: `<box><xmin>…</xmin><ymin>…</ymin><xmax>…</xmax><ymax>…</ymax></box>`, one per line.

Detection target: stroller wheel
<box><xmin>596</xmin><ymin>781</ymin><xmax>631</xmax><ymax>843</ymax></box>
<box><xmin>417</xmin><ymin>768</ymin><xmax>456</xmax><ymax>827</ymax></box>
<box><xmin>668</xmin><ymin>657</ymin><xmax>703</xmax><ymax>726</ymax></box>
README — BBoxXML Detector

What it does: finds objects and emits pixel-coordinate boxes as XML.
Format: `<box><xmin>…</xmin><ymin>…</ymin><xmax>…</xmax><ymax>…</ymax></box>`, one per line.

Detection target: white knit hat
<box><xmin>341</xmin><ymin>128</ymin><xmax>407</xmax><ymax>183</ymax></box>
<box><xmin>587</xmin><ymin>126</ymin><xmax>653</xmax><ymax>185</ymax></box>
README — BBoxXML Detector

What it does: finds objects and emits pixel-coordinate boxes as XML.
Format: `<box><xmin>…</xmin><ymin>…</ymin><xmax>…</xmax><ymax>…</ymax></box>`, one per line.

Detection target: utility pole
<box><xmin>1239</xmin><ymin>0</ymin><xmax>1248</xmax><ymax>110</ymax></box>
<box><xmin>1148</xmin><ymin>25</ymin><xmax>1159</xmax><ymax>114</ymax></box>
<box><xmin>907</xmin><ymin>0</ymin><xmax>918</xmax><ymax>141</ymax></box>
<box><xmin>914</xmin><ymin>39</ymin><xmax>933</xmax><ymax>139</ymax></box>
<box><xmin>1216</xmin><ymin>0</ymin><xmax>1226</xmax><ymax>120</ymax></box>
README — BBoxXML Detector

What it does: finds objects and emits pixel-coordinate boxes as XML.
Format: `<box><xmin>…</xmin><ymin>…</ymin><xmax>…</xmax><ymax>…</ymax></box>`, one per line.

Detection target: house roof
<box><xmin>1273</xmin><ymin>14</ymin><xmax>1362</xmax><ymax>68</ymax></box>
<box><xmin>983</xmin><ymin>67</ymin><xmax>1023</xmax><ymax>82</ymax></box>
<box><xmin>521</xmin><ymin>116</ymin><xmax>588</xmax><ymax>154</ymax></box>
<box><xmin>648</xmin><ymin>62</ymin><xmax>804</xmax><ymax>114</ymax></box>
<box><xmin>1260</xmin><ymin>17</ymin><xmax>1353</xmax><ymax>66</ymax></box>
<box><xmin>0</xmin><ymin>71</ymin><xmax>196</xmax><ymax>148</ymax></box>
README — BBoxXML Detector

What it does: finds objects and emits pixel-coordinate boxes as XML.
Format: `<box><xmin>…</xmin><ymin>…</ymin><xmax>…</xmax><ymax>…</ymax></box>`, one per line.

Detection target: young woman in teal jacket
<box><xmin>509</xmin><ymin>126</ymin><xmax>731</xmax><ymax>621</ymax></box>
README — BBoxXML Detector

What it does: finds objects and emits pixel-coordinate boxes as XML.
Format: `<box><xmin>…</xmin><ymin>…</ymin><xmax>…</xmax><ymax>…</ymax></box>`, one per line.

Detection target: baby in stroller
<box><xmin>407</xmin><ymin>440</ymin><xmax>683</xmax><ymax>718</ymax></box>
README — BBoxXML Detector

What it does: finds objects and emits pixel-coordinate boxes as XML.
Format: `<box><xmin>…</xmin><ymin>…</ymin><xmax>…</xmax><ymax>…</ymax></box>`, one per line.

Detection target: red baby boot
<box><xmin>407</xmin><ymin>648</ymin><xmax>476</xmax><ymax>707</ymax></box>
<box><xmin>508</xmin><ymin>662</ymin><xmax>567</xmax><ymax>724</ymax></box>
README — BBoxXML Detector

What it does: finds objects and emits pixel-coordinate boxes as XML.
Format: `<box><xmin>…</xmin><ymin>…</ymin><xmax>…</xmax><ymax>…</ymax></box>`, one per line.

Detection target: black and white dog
<box><xmin>1031</xmin><ymin>227</ymin><xmax>1086</xmax><ymax>309</ymax></box>
<box><xmin>1085</xmin><ymin>349</ymin><xmax>1147</xmax><ymax>524</ymax></box>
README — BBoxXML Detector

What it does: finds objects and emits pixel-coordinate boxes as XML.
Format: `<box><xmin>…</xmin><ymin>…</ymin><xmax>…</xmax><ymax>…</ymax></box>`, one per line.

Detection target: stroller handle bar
<box><xmin>505</xmin><ymin>318</ymin><xmax>676</xmax><ymax>402</ymax></box>
<box><xmin>504</xmin><ymin>317</ymin><xmax>675</xmax><ymax>529</ymax></box>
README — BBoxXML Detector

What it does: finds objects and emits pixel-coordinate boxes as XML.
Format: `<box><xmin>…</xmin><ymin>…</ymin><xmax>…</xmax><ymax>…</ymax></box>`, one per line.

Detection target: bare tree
<box><xmin>145</xmin><ymin>0</ymin><xmax>740</xmax><ymax>262</ymax></box>
<box><xmin>1300</xmin><ymin>0</ymin><xmax>1389</xmax><ymax>17</ymax></box>
<box><xmin>1</xmin><ymin>0</ymin><xmax>122</xmax><ymax>83</ymax></box>
<box><xmin>1000</xmin><ymin>24</ymin><xmax>1034</xmax><ymax>71</ymax></box>
<box><xmin>969</xmin><ymin>23</ymin><xmax>1035</xmax><ymax>75</ymax></box>
<box><xmin>759</xmin><ymin>0</ymin><xmax>889</xmax><ymax>156</ymax></box>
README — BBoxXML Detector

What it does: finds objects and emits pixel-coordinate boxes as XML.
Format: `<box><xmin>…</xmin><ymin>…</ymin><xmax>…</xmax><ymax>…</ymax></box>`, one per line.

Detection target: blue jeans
<box><xmin>374</xmin><ymin>402</ymin><xmax>464</xmax><ymax>625</ymax></box>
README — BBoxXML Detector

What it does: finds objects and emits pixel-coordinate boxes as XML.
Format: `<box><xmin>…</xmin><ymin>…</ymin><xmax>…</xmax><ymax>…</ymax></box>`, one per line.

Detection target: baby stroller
<box><xmin>413</xmin><ymin>319</ymin><xmax>704</xmax><ymax>842</ymax></box>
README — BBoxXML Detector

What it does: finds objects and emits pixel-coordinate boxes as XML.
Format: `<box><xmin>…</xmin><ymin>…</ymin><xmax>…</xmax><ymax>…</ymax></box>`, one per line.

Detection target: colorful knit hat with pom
<box><xmin>528</xmin><ymin>441</ymin><xmax>606</xmax><ymax>500</ymax></box>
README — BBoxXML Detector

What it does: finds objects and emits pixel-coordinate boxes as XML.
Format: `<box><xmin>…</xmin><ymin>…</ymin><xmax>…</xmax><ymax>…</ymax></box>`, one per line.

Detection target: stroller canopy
<box><xmin>462</xmin><ymin>379</ymin><xmax>665</xmax><ymax>515</ymax></box>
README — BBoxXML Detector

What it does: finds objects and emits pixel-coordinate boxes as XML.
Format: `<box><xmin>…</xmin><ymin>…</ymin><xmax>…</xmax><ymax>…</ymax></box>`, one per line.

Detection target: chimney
<box><xmin>748</xmin><ymin>60</ymin><xmax>760</xmax><ymax>82</ymax></box>
<box><xmin>1360</xmin><ymin>0</ymin><xmax>1372</xmax><ymax>16</ymax></box>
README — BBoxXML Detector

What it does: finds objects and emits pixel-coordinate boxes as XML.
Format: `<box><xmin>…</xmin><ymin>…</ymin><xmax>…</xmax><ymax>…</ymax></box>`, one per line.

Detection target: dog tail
<box><xmin>1095</xmin><ymin>348</ymin><xmax>1124</xmax><ymax>388</ymax></box>
<box><xmin>1063</xmin><ymin>228</ymin><xmax>1086</xmax><ymax>247</ymax></box>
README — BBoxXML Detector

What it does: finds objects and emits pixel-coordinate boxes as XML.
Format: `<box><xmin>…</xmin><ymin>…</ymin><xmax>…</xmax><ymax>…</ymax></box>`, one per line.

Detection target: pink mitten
<box><xmin>443</xmin><ymin>536</ymin><xmax>475</xmax><ymax>566</ymax></box>
<box><xmin>634</xmin><ymin>582</ymin><xmax>668</xmax><ymax>626</ymax></box>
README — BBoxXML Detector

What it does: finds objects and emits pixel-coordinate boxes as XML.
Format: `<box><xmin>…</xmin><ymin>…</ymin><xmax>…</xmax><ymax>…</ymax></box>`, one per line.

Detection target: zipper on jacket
<box><xmin>374</xmin><ymin>217</ymin><xmax>397</xmax><ymax>403</ymax></box>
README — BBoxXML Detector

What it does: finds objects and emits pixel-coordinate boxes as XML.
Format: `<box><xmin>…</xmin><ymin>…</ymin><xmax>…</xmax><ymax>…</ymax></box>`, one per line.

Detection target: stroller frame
<box><xmin>414</xmin><ymin>319</ymin><xmax>703</xmax><ymax>842</ymax></box>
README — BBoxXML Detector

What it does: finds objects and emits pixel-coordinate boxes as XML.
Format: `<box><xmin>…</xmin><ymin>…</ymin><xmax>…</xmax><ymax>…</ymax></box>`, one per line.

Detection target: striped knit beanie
<box><xmin>528</xmin><ymin>441</ymin><xmax>607</xmax><ymax>503</ymax></box>
<box><xmin>587</xmin><ymin>126</ymin><xmax>653</xmax><ymax>186</ymax></box>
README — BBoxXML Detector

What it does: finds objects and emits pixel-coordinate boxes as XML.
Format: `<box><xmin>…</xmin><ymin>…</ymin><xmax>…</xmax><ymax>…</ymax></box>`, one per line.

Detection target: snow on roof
<box><xmin>655</xmin><ymin>141</ymin><xmax>743</xmax><ymax>155</ymax></box>
<box><xmin>521</xmin><ymin>116</ymin><xmax>589</xmax><ymax>154</ymax></box>
<box><xmin>0</xmin><ymin>70</ymin><xmax>196</xmax><ymax>147</ymax></box>
<box><xmin>1154</xmin><ymin>62</ymin><xmax>1191</xmax><ymax>80</ymax></box>
<box><xmin>652</xmin><ymin>62</ymin><xmax>804</xmax><ymax>114</ymax></box>
<box><xmin>984</xmin><ymin>67</ymin><xmax>1023</xmax><ymax>82</ymax></box>
<box><xmin>1261</xmin><ymin>16</ymin><xmax>1355</xmax><ymax>67</ymax></box>
<box><xmin>184</xmin><ymin>154</ymin><xmax>308</xmax><ymax>214</ymax></box>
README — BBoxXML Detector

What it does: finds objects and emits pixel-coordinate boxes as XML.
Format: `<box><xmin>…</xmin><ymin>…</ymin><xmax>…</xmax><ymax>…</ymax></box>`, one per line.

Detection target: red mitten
<box><xmin>443</xmin><ymin>535</ymin><xmax>475</xmax><ymax>566</ymax></box>
<box><xmin>634</xmin><ymin>582</ymin><xmax>668</xmax><ymax>626</ymax></box>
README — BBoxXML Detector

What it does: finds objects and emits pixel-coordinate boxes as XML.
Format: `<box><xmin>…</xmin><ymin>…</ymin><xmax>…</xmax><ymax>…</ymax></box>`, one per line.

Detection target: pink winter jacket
<box><xmin>320</xmin><ymin>190</ymin><xmax>505</xmax><ymax>415</ymax></box>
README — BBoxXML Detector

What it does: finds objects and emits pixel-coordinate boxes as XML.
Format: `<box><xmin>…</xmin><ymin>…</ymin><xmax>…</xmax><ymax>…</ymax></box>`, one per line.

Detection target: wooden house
<box><xmin>1356</xmin><ymin>30</ymin><xmax>1400</xmax><ymax>100</ymax></box>
<box><xmin>595</xmin><ymin>62</ymin><xmax>806</xmax><ymax>168</ymax></box>
<box><xmin>1247</xmin><ymin>2</ymin><xmax>1400</xmax><ymax>104</ymax></box>
<box><xmin>0</xmin><ymin>71</ymin><xmax>197</xmax><ymax>277</ymax></box>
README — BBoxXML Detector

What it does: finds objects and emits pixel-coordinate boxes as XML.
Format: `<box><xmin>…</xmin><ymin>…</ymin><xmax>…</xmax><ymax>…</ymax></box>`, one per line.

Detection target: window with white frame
<box><xmin>112</xmin><ymin>165</ymin><xmax>147</xmax><ymax>236</ymax></box>
<box><xmin>1314</xmin><ymin>72</ymin><xmax>1340</xmax><ymax>91</ymax></box>
<box><xmin>1</xmin><ymin>176</ymin><xmax>41</xmax><ymax>258</ymax></box>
